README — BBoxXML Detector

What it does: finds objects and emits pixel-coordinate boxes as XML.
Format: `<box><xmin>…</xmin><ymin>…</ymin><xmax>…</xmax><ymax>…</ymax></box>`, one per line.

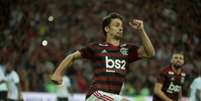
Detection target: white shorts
<box><xmin>86</xmin><ymin>90</ymin><xmax>129</xmax><ymax>101</ymax></box>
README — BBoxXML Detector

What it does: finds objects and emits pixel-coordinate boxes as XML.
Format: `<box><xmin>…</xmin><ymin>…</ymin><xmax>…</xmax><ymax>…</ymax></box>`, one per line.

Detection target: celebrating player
<box><xmin>51</xmin><ymin>12</ymin><xmax>155</xmax><ymax>101</ymax></box>
<box><xmin>153</xmin><ymin>52</ymin><xmax>186</xmax><ymax>101</ymax></box>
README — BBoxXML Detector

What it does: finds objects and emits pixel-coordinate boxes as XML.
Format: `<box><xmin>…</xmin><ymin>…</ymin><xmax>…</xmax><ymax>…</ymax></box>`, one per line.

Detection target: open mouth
<box><xmin>175</xmin><ymin>62</ymin><xmax>182</xmax><ymax>66</ymax></box>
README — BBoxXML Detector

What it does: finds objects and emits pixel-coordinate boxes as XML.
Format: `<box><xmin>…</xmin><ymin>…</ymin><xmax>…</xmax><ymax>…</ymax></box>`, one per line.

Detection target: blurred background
<box><xmin>0</xmin><ymin>0</ymin><xmax>201</xmax><ymax>100</ymax></box>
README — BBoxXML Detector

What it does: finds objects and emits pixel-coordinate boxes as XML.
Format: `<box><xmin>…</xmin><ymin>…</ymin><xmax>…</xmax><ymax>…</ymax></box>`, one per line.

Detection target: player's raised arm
<box><xmin>51</xmin><ymin>51</ymin><xmax>81</xmax><ymax>84</ymax></box>
<box><xmin>129</xmin><ymin>19</ymin><xmax>155</xmax><ymax>58</ymax></box>
<box><xmin>154</xmin><ymin>82</ymin><xmax>174</xmax><ymax>101</ymax></box>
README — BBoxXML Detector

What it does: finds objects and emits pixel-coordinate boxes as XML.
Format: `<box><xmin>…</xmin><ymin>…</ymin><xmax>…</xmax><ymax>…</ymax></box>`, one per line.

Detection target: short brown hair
<box><xmin>102</xmin><ymin>12</ymin><xmax>123</xmax><ymax>36</ymax></box>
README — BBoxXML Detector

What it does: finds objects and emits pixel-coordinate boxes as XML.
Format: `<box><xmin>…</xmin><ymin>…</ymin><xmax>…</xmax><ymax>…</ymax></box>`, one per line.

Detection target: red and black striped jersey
<box><xmin>153</xmin><ymin>66</ymin><xmax>186</xmax><ymax>101</ymax></box>
<box><xmin>79</xmin><ymin>42</ymin><xmax>140</xmax><ymax>98</ymax></box>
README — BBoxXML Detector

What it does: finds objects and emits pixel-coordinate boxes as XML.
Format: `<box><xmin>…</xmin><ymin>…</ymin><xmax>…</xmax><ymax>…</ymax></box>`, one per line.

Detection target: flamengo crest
<box><xmin>120</xmin><ymin>48</ymin><xmax>128</xmax><ymax>55</ymax></box>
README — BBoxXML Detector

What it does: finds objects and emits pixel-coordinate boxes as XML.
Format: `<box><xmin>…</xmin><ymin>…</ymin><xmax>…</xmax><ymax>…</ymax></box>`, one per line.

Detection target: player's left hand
<box><xmin>129</xmin><ymin>19</ymin><xmax>144</xmax><ymax>31</ymax></box>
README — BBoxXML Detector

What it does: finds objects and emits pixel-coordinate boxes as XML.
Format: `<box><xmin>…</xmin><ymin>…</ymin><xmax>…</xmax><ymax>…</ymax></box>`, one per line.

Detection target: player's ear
<box><xmin>105</xmin><ymin>26</ymin><xmax>109</xmax><ymax>33</ymax></box>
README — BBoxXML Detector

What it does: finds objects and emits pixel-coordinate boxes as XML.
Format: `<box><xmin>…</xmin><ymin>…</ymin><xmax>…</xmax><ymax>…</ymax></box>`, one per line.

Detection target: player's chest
<box><xmin>94</xmin><ymin>46</ymin><xmax>129</xmax><ymax>57</ymax></box>
<box><xmin>6</xmin><ymin>74</ymin><xmax>15</xmax><ymax>83</ymax></box>
<box><xmin>94</xmin><ymin>47</ymin><xmax>129</xmax><ymax>63</ymax></box>
<box><xmin>165</xmin><ymin>71</ymin><xmax>186</xmax><ymax>84</ymax></box>
<box><xmin>164</xmin><ymin>71</ymin><xmax>186</xmax><ymax>94</ymax></box>
<box><xmin>93</xmin><ymin>47</ymin><xmax>129</xmax><ymax>73</ymax></box>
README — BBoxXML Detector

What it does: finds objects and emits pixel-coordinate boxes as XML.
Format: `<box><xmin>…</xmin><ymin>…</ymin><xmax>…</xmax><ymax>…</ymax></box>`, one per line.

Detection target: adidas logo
<box><xmin>101</xmin><ymin>49</ymin><xmax>108</xmax><ymax>53</ymax></box>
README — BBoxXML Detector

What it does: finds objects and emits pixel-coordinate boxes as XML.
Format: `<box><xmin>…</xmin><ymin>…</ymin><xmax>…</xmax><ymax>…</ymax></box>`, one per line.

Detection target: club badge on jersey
<box><xmin>181</xmin><ymin>73</ymin><xmax>186</xmax><ymax>83</ymax></box>
<box><xmin>120</xmin><ymin>48</ymin><xmax>128</xmax><ymax>55</ymax></box>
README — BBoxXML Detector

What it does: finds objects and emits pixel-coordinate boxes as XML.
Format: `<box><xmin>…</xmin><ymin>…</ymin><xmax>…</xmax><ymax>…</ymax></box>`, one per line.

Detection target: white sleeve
<box><xmin>13</xmin><ymin>71</ymin><xmax>20</xmax><ymax>84</ymax></box>
<box><xmin>197</xmin><ymin>79</ymin><xmax>201</xmax><ymax>90</ymax></box>
<box><xmin>190</xmin><ymin>79</ymin><xmax>196</xmax><ymax>90</ymax></box>
<box><xmin>0</xmin><ymin>68</ymin><xmax>6</xmax><ymax>81</ymax></box>
<box><xmin>63</xmin><ymin>76</ymin><xmax>71</xmax><ymax>87</ymax></box>
<box><xmin>191</xmin><ymin>78</ymin><xmax>201</xmax><ymax>90</ymax></box>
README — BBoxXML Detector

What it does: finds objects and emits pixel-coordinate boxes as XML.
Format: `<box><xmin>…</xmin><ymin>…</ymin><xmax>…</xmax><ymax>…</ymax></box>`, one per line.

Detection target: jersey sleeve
<box><xmin>156</xmin><ymin>69</ymin><xmax>166</xmax><ymax>84</ymax></box>
<box><xmin>128</xmin><ymin>44</ymin><xmax>140</xmax><ymax>63</ymax></box>
<box><xmin>0</xmin><ymin>74</ymin><xmax>3</xmax><ymax>81</ymax></box>
<box><xmin>13</xmin><ymin>71</ymin><xmax>20</xmax><ymax>84</ymax></box>
<box><xmin>79</xmin><ymin>43</ymin><xmax>95</xmax><ymax>59</ymax></box>
<box><xmin>191</xmin><ymin>78</ymin><xmax>201</xmax><ymax>90</ymax></box>
<box><xmin>63</xmin><ymin>76</ymin><xmax>71</xmax><ymax>87</ymax></box>
<box><xmin>0</xmin><ymin>68</ymin><xmax>6</xmax><ymax>81</ymax></box>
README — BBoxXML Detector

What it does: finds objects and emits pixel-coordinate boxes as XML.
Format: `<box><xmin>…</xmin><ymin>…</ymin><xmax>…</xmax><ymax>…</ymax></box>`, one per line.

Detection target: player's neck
<box><xmin>106</xmin><ymin>36</ymin><xmax>120</xmax><ymax>46</ymax></box>
<box><xmin>171</xmin><ymin>65</ymin><xmax>182</xmax><ymax>75</ymax></box>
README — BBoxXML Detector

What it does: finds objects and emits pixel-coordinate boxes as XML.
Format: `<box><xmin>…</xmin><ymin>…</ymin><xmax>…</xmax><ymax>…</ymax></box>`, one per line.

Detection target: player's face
<box><xmin>106</xmin><ymin>18</ymin><xmax>123</xmax><ymax>39</ymax></box>
<box><xmin>171</xmin><ymin>54</ymin><xmax>184</xmax><ymax>67</ymax></box>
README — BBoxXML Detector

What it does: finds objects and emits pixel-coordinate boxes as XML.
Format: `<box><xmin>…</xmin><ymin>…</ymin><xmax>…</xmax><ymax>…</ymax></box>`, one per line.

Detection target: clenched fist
<box><xmin>129</xmin><ymin>19</ymin><xmax>144</xmax><ymax>31</ymax></box>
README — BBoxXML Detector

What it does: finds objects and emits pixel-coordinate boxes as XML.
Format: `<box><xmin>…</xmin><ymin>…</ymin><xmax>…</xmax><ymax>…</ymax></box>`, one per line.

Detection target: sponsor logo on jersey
<box><xmin>105</xmin><ymin>56</ymin><xmax>126</xmax><ymax>72</ymax></box>
<box><xmin>167</xmin><ymin>82</ymin><xmax>181</xmax><ymax>93</ymax></box>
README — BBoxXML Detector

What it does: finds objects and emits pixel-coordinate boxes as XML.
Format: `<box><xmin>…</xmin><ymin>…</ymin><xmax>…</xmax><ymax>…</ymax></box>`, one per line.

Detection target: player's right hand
<box><xmin>51</xmin><ymin>74</ymin><xmax>62</xmax><ymax>85</ymax></box>
<box><xmin>129</xmin><ymin>19</ymin><xmax>144</xmax><ymax>31</ymax></box>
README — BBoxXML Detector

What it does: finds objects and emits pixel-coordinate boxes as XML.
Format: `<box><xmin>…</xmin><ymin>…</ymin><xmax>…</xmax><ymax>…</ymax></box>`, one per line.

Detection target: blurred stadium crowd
<box><xmin>0</xmin><ymin>0</ymin><xmax>201</xmax><ymax>97</ymax></box>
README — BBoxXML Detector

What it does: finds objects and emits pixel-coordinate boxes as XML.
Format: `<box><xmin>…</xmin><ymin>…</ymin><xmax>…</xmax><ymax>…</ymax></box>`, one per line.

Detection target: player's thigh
<box><xmin>113</xmin><ymin>94</ymin><xmax>130</xmax><ymax>101</ymax></box>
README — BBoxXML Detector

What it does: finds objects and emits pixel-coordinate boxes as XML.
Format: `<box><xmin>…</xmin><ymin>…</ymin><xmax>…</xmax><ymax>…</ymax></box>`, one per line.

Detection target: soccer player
<box><xmin>5</xmin><ymin>62</ymin><xmax>22</xmax><ymax>101</ymax></box>
<box><xmin>51</xmin><ymin>12</ymin><xmax>155</xmax><ymax>101</ymax></box>
<box><xmin>56</xmin><ymin>75</ymin><xmax>72</xmax><ymax>101</ymax></box>
<box><xmin>153</xmin><ymin>52</ymin><xmax>186</xmax><ymax>101</ymax></box>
